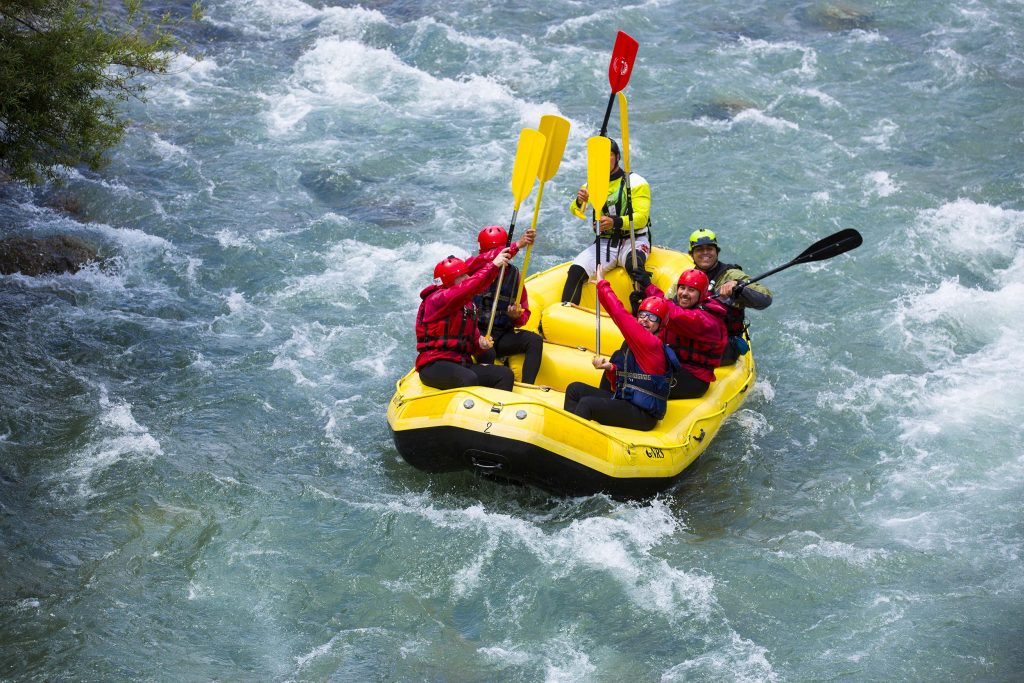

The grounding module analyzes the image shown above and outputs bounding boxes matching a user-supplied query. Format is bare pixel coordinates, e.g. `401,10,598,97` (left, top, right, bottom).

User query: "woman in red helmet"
637,268,728,399
472,226,544,384
563,264,681,431
415,248,515,392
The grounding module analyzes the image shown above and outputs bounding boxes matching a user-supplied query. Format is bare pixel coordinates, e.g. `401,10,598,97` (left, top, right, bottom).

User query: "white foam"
797,87,843,109
365,495,719,623
662,631,778,682
860,199,1024,558
293,627,391,670
148,133,188,159
275,238,468,312
733,37,819,78
848,29,885,44
265,37,545,136
910,199,1023,273
770,530,889,567
864,170,900,197
732,108,800,132
214,229,253,249
861,118,900,151
64,393,163,498
270,323,337,387
210,0,318,37
927,46,975,84
148,53,223,107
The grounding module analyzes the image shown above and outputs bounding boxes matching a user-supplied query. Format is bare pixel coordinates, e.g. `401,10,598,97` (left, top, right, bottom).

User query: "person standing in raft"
560,138,652,304
688,228,772,365
634,268,728,399
415,248,515,391
473,226,544,385
563,265,681,432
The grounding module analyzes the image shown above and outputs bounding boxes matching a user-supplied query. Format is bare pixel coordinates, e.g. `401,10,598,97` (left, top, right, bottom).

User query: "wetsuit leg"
561,264,589,304
469,363,514,391
718,338,741,366
494,329,544,384
418,360,478,390
565,382,658,431
668,369,710,400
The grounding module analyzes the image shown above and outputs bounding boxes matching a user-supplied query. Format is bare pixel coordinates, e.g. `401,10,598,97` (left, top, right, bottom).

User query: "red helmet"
638,296,669,321
677,268,710,297
433,256,468,287
477,225,508,252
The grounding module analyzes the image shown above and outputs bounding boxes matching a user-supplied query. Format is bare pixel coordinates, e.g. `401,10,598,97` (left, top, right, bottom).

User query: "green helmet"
688,228,719,252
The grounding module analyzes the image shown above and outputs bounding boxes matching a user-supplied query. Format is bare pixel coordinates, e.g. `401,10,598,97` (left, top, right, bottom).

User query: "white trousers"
571,233,651,277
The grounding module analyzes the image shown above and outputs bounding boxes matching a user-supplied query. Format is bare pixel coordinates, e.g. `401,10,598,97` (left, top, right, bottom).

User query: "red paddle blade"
608,31,639,94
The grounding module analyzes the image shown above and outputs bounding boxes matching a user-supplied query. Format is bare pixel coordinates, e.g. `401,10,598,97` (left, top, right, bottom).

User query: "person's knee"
496,367,514,391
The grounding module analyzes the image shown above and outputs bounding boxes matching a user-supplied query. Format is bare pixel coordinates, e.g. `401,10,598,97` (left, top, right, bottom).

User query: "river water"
2,1,1023,680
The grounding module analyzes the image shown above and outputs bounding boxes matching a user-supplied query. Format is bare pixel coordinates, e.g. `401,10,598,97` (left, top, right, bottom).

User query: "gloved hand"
628,290,645,316
633,269,653,290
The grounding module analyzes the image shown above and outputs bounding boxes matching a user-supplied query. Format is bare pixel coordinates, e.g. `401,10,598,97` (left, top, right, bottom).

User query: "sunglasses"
638,311,661,323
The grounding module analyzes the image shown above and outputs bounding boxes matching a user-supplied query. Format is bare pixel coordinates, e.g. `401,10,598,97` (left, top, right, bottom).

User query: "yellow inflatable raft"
387,246,755,498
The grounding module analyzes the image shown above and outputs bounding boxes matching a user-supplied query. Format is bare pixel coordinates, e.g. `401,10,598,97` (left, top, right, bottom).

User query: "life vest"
664,307,725,376
612,344,681,420
596,172,650,238
474,266,520,333
705,261,746,336
415,298,478,362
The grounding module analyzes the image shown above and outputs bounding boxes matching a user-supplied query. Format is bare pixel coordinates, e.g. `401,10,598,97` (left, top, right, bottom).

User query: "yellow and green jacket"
570,169,651,235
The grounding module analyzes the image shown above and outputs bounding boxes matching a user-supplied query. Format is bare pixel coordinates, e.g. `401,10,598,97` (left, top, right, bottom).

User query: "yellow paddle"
514,114,570,309
586,135,612,356
617,91,638,275
484,127,546,341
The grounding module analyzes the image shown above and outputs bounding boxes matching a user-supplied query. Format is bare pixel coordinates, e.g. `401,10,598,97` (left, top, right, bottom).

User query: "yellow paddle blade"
616,92,631,174
537,115,570,183
586,135,612,212
511,128,546,208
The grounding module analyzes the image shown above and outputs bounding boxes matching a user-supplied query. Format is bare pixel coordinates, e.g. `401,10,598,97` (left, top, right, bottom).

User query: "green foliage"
0,0,202,183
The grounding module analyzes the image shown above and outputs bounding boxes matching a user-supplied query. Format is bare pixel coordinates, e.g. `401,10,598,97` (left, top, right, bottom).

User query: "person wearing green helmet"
560,137,652,304
687,228,772,365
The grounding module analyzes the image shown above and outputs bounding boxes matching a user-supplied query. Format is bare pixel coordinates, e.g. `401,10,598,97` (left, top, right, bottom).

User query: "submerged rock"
692,97,758,121
0,235,100,276
298,166,427,228
798,2,876,32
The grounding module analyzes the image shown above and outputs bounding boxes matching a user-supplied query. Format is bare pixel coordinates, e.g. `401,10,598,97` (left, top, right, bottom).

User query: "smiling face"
675,285,702,309
690,244,719,271
637,310,661,333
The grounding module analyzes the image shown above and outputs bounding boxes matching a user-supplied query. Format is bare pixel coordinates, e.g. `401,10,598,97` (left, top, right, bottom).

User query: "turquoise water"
2,1,1023,680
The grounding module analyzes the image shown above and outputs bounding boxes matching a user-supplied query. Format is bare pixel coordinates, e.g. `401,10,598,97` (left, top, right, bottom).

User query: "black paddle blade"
793,228,863,264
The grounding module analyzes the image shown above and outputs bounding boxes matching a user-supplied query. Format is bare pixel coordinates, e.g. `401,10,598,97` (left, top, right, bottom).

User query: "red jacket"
597,280,668,391
643,284,727,383
415,261,501,370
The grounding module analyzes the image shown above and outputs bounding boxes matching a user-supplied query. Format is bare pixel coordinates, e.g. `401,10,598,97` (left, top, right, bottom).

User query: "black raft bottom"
390,425,686,499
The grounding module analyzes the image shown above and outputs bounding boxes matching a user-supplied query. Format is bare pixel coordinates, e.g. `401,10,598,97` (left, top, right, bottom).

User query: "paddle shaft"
483,209,520,340
599,92,615,137
719,229,864,302
513,185,544,308
594,205,602,356
617,91,637,274
744,229,863,286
